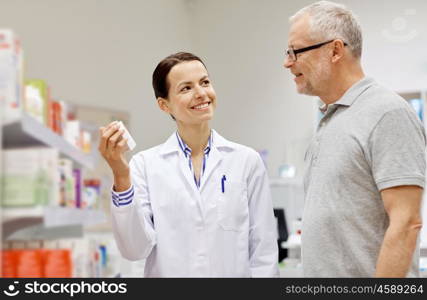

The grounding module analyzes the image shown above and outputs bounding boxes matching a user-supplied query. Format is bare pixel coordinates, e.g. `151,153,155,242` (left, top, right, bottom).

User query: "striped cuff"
111,185,134,207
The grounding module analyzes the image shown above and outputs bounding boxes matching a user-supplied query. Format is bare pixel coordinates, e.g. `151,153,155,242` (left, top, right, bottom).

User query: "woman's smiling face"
158,60,217,125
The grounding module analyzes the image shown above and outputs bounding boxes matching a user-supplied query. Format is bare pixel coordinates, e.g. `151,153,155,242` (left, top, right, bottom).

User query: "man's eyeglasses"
285,40,348,62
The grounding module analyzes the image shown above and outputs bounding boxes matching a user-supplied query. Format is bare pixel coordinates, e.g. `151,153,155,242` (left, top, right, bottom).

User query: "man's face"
284,15,332,96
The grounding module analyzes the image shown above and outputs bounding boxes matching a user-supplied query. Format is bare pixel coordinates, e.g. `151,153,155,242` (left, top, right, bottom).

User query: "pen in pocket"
221,175,226,193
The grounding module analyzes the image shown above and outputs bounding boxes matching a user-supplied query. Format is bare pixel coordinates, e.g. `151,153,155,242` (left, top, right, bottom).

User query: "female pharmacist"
98,52,279,277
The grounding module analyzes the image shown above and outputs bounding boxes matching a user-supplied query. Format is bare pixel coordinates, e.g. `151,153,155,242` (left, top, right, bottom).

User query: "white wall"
351,0,427,91
0,0,194,149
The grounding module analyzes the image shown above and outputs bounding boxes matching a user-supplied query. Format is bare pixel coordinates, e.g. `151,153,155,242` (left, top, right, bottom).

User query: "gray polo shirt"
302,77,426,277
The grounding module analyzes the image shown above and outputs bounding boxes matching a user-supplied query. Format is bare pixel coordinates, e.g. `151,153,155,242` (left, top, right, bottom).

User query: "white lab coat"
111,130,279,277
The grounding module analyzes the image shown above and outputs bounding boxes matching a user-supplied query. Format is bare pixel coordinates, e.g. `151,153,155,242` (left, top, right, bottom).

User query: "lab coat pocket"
217,181,248,232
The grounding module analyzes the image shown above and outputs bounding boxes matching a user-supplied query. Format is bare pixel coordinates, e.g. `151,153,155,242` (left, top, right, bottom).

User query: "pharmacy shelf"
1,206,44,221
4,223,83,241
43,207,107,227
1,206,106,240
2,112,97,169
1,206,106,226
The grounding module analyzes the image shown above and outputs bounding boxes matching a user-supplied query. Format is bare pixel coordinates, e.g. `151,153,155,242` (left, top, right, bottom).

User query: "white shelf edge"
3,112,97,169
43,206,107,227
1,206,44,221
2,115,21,126
5,224,83,241
20,113,97,169
1,206,106,228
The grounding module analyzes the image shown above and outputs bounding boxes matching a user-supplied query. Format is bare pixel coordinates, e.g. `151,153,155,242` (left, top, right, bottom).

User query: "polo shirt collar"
319,77,375,113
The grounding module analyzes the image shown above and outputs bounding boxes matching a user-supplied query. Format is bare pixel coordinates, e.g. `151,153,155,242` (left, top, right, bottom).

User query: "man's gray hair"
290,1,362,59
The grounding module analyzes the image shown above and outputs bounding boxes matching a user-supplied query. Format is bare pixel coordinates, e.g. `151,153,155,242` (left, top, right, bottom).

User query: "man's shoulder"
361,82,409,111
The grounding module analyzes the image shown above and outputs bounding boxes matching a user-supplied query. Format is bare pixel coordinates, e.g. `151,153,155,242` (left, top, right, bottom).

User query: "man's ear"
331,39,346,63
157,97,170,113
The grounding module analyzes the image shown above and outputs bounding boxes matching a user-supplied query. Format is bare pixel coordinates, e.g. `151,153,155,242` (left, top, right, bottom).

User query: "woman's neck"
177,122,211,156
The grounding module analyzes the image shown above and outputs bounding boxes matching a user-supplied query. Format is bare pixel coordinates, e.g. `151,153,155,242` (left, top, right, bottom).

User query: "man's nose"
283,56,294,69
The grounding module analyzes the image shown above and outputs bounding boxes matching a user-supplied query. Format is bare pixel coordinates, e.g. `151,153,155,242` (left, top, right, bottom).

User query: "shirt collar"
319,76,375,113
175,131,212,157
160,129,235,156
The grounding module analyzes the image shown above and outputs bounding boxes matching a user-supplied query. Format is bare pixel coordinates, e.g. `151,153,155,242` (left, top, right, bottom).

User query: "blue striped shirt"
111,184,134,207
176,131,212,189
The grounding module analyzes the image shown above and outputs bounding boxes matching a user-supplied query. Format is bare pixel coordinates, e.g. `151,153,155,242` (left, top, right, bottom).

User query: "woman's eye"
181,86,190,92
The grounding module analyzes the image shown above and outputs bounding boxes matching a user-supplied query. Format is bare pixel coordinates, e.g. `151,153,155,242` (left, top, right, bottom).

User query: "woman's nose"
194,85,207,98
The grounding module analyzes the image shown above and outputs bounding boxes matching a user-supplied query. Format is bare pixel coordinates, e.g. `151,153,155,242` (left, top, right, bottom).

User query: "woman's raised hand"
98,121,130,177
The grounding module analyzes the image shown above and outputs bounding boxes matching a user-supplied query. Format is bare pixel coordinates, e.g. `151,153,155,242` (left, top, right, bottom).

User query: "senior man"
284,1,425,277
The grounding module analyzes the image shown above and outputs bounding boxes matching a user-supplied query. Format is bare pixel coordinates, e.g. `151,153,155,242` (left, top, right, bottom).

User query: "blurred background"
0,0,426,277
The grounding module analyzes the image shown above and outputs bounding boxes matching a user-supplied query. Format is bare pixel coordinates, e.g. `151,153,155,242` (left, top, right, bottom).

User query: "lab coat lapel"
176,151,199,195
160,130,235,218
160,132,201,211
200,130,235,191
171,145,205,219
199,145,223,192
174,146,205,219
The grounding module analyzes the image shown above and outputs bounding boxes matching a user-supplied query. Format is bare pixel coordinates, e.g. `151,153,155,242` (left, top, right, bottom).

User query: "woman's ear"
157,97,170,113
157,97,176,121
